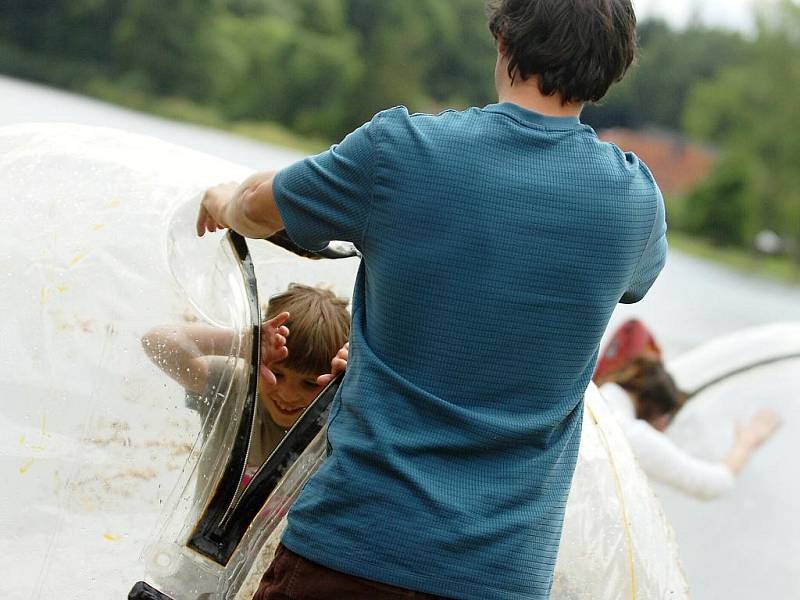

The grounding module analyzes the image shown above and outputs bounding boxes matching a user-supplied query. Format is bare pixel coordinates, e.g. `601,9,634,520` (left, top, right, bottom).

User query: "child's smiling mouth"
271,397,305,416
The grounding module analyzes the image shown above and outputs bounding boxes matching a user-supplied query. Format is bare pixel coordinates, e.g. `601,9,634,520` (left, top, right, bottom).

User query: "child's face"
259,363,322,429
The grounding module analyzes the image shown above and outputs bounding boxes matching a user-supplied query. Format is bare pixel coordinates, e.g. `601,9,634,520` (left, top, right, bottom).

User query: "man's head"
261,284,350,428
488,0,637,105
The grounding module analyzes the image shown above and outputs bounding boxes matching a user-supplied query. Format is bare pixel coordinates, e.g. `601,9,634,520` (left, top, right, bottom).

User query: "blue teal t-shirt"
272,103,667,599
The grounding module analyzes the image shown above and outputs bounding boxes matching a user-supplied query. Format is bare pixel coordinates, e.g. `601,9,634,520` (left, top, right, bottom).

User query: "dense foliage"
682,1,800,252
1,1,797,257
0,0,497,139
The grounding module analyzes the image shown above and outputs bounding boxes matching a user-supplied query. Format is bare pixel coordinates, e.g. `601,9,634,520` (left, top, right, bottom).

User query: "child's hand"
317,342,349,386
736,408,781,450
259,312,290,386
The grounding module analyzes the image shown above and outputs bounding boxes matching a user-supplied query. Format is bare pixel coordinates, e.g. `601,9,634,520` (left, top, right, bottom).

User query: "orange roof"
599,128,717,197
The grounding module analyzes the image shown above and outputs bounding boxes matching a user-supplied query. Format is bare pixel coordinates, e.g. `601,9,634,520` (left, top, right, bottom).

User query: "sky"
633,0,759,32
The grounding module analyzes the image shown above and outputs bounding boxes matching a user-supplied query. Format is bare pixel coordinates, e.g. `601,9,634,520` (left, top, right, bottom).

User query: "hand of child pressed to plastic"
259,312,290,386
316,342,349,386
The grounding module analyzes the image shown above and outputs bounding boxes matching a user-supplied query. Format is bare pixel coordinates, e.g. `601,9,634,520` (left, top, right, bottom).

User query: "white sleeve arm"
626,421,735,500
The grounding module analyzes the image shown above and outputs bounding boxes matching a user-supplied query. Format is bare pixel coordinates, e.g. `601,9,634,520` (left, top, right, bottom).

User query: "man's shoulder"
370,105,478,130
565,134,662,210
366,105,493,156
586,136,659,186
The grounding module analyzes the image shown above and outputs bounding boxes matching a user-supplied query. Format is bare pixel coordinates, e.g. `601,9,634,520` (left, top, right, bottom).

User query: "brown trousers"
252,544,451,600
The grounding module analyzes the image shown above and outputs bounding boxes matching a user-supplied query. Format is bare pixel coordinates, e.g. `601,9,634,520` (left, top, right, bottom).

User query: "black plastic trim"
191,373,342,563
266,229,359,260
128,581,175,600
186,232,346,565
187,232,261,562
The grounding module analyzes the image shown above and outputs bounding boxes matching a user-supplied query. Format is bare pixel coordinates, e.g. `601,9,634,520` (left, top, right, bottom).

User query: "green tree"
340,0,465,124
112,0,220,98
584,20,751,131
0,0,126,68
207,14,362,138
684,155,756,246
425,0,496,108
684,0,800,250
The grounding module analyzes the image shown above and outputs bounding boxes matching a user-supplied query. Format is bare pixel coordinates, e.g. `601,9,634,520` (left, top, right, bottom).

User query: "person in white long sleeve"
599,358,780,500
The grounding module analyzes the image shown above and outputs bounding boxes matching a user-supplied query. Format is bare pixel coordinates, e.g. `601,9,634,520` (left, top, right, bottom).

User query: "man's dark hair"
488,0,637,104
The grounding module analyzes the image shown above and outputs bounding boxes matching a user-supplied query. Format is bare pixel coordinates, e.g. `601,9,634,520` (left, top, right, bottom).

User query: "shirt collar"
483,102,582,129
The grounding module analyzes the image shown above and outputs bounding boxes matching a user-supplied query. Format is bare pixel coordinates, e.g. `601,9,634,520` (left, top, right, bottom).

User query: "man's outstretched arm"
197,170,283,239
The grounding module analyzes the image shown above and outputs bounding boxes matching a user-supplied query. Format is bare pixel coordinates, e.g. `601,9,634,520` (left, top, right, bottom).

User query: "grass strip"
668,231,800,285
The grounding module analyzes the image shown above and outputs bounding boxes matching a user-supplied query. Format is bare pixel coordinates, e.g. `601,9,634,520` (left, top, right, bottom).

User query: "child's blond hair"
265,284,350,375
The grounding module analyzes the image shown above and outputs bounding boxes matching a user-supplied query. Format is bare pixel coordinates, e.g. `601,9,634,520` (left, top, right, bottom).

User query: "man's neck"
497,78,583,119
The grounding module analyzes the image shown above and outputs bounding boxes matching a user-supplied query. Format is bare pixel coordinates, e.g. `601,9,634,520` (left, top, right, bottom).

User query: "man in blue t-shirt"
197,1,666,598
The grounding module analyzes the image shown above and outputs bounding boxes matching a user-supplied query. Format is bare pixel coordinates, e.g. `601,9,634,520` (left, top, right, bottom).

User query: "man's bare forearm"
224,171,284,239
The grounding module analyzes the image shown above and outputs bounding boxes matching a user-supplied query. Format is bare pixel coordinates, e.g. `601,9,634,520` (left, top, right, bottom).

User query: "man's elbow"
620,265,663,304
619,282,653,304
619,290,643,305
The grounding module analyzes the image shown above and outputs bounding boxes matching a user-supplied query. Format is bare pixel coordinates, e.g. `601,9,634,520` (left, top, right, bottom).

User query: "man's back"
272,103,666,599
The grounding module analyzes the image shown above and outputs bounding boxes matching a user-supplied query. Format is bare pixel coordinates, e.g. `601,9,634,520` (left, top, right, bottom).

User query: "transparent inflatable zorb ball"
661,324,800,599
0,122,362,600
551,384,689,599
0,123,253,599
0,121,688,600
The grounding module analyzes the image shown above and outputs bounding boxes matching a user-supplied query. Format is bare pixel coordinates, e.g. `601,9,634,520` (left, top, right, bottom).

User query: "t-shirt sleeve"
620,186,667,304
272,116,378,252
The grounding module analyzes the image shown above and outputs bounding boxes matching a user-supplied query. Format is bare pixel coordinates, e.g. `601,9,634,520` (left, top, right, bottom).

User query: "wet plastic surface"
662,325,800,598
0,123,359,599
0,122,722,599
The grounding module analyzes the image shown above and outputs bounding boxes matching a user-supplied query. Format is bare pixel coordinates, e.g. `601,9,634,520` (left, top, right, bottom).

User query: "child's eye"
273,372,284,379
303,380,319,389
